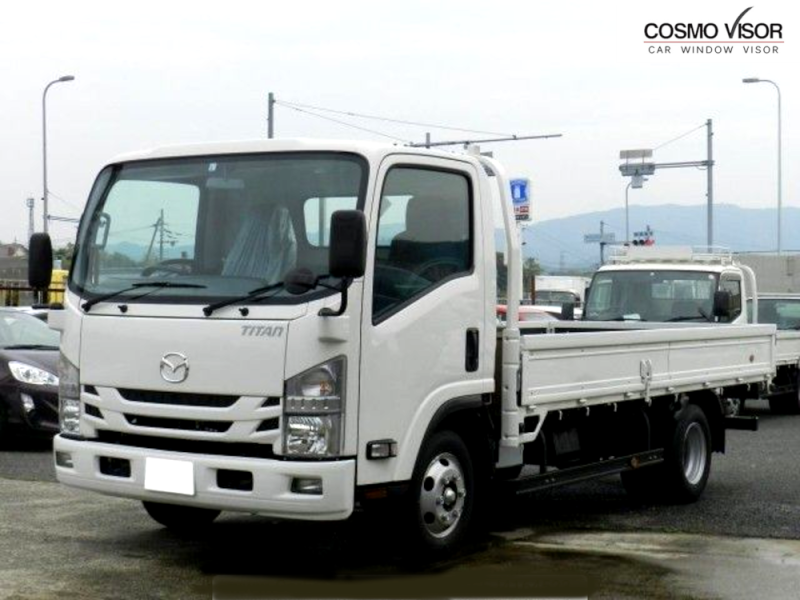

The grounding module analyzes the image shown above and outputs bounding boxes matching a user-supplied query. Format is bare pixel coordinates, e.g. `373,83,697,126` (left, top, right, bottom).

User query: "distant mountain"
518,204,794,273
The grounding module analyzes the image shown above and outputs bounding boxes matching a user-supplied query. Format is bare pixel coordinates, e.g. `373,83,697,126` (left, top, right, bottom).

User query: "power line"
279,103,412,143
276,99,513,137
654,123,706,151
48,190,81,212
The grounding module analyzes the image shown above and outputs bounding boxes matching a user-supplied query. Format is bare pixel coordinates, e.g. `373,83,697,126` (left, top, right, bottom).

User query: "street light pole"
42,75,75,234
743,77,782,253
625,181,632,244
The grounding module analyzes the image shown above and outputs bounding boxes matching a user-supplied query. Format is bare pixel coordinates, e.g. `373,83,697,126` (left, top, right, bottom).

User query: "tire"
142,501,220,532
662,404,712,503
405,430,478,556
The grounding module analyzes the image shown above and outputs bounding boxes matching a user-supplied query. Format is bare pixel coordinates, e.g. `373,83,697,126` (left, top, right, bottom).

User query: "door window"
373,167,472,322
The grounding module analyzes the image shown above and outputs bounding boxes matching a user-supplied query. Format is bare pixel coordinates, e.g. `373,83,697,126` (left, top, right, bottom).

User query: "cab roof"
107,138,470,166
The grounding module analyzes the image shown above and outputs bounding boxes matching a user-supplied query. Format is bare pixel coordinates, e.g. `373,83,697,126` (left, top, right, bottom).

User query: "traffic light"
632,226,655,246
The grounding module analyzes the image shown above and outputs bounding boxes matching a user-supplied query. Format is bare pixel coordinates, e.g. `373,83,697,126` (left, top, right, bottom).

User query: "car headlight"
8,361,59,387
283,357,345,457
58,353,81,436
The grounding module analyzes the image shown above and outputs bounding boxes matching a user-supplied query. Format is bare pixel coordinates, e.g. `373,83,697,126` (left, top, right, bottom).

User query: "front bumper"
53,435,355,520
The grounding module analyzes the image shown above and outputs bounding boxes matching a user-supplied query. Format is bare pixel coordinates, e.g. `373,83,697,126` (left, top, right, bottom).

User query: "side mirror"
713,290,732,319
28,233,53,291
560,301,576,321
329,210,366,279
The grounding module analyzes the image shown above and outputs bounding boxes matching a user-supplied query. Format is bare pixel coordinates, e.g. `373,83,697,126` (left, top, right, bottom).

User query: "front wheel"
142,501,220,532
406,430,478,556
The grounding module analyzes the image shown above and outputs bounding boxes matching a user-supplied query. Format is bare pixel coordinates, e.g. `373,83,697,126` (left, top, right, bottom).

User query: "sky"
0,0,796,248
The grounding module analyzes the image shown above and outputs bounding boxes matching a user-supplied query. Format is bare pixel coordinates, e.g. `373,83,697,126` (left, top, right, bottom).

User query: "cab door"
358,155,492,485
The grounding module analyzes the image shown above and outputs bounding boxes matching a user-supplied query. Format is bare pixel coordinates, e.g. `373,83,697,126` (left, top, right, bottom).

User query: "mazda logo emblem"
160,352,189,383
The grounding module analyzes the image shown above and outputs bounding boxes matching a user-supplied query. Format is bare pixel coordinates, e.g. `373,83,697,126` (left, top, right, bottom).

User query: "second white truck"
28,141,771,554
586,246,799,414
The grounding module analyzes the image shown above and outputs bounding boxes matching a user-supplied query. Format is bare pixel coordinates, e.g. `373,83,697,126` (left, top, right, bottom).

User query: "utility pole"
600,221,606,264
267,92,275,138
26,198,35,242
583,222,615,265
706,118,714,249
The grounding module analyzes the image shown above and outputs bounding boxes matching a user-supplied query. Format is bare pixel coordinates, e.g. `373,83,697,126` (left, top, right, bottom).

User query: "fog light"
291,477,323,495
55,451,74,468
20,393,36,413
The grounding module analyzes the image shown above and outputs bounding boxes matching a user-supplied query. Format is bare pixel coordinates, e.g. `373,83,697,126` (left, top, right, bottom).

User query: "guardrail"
1,281,65,307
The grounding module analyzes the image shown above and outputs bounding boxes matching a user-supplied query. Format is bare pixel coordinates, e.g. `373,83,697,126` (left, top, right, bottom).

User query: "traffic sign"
509,178,531,222
584,233,616,244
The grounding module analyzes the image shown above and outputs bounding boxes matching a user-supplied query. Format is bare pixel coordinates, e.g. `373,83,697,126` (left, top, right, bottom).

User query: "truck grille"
119,388,240,408
96,431,276,459
124,414,231,433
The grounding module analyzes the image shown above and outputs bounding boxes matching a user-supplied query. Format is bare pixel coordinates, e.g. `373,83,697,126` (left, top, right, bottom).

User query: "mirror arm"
319,278,352,317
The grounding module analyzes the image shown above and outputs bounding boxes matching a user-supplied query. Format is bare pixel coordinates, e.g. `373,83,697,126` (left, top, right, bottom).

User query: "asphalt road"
1,400,799,599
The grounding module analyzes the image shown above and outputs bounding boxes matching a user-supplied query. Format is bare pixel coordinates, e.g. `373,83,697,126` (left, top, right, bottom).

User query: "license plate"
144,457,195,496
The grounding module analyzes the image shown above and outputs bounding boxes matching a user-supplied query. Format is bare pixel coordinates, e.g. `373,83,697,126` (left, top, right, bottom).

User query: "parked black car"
0,309,60,439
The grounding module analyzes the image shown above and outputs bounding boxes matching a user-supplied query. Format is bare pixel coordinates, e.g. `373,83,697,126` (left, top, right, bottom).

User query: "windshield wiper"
202,281,286,317
2,344,59,351
82,281,207,312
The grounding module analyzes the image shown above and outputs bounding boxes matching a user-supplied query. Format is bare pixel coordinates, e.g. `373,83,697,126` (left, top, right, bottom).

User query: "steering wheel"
141,258,195,277
415,258,465,282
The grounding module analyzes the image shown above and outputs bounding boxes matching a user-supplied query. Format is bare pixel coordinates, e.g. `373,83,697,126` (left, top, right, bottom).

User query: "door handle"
466,328,479,372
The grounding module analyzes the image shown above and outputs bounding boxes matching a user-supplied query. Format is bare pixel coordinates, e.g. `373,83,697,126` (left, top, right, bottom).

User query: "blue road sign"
510,178,531,221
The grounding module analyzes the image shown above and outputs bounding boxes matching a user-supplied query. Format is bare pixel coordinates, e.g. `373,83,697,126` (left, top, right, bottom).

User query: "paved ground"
1,400,800,599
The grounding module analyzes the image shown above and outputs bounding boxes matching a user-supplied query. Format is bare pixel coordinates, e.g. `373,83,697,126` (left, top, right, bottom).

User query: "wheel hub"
419,452,467,538
683,422,708,485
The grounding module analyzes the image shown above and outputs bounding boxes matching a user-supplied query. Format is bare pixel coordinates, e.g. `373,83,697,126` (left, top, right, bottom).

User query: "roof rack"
608,245,734,265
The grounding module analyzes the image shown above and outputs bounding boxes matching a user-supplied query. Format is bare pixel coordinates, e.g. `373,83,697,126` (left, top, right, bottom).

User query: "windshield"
584,270,718,322
71,152,367,305
534,290,579,306
758,298,800,329
0,312,60,349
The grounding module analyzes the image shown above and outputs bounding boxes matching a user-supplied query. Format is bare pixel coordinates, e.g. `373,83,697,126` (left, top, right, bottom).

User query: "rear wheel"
142,501,220,532
662,404,712,503
622,404,712,504
406,430,478,556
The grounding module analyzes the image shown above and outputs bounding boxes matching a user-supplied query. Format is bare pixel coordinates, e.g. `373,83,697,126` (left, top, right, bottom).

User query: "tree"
53,243,75,270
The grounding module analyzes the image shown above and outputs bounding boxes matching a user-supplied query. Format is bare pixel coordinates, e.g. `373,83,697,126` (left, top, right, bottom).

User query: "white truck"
585,246,799,414
533,275,590,307
28,141,772,554
737,254,800,413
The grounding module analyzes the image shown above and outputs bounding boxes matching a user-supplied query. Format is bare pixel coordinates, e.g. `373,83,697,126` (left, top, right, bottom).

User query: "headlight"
283,357,345,457
58,353,81,436
8,362,59,387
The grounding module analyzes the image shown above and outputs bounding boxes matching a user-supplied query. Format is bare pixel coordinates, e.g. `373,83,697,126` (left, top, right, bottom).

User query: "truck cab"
584,246,756,325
